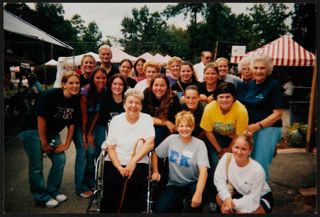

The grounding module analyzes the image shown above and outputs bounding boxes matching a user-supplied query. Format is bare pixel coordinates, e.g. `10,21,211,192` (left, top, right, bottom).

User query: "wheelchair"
86,150,155,214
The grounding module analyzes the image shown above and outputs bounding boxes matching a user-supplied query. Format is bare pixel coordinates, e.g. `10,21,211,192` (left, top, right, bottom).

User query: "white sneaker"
45,198,59,208
55,194,68,203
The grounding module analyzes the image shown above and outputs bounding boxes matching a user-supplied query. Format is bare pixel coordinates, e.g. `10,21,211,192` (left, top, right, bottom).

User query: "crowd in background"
18,44,285,213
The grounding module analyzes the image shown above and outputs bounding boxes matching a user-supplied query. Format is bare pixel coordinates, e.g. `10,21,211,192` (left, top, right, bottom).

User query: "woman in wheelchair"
99,88,155,213
151,111,210,213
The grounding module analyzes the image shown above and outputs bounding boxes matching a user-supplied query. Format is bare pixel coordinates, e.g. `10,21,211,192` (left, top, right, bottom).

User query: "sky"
26,3,294,44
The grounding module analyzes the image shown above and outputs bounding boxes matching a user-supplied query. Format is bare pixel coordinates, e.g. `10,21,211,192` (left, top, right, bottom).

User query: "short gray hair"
238,56,251,72
250,54,273,75
98,44,111,53
124,88,144,102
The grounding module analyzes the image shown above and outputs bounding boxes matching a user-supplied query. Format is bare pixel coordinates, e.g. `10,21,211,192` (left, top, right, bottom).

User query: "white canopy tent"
4,10,73,50
110,46,137,63
138,52,154,61
53,47,137,87
44,59,58,66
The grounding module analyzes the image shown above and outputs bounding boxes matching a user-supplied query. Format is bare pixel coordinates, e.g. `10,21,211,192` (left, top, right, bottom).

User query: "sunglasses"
205,56,213,59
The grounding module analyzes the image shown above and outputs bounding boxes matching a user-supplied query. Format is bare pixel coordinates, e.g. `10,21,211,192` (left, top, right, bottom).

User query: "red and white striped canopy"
230,35,315,66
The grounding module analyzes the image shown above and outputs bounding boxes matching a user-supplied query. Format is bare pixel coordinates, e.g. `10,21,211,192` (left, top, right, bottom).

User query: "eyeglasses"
205,56,213,59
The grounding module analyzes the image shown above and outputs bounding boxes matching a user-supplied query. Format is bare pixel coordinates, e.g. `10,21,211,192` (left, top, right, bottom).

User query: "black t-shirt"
80,74,90,87
98,93,125,127
171,79,199,98
197,80,223,98
21,88,80,134
126,76,137,88
107,64,119,80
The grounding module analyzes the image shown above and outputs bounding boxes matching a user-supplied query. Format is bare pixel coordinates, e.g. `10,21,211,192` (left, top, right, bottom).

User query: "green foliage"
120,6,169,56
248,3,291,50
291,3,316,53
284,123,308,147
162,3,205,25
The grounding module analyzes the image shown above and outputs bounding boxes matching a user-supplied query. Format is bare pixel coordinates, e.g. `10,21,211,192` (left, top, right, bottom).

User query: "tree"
291,3,316,53
82,21,103,52
248,3,291,50
4,2,35,21
162,3,205,25
120,6,168,56
71,14,86,38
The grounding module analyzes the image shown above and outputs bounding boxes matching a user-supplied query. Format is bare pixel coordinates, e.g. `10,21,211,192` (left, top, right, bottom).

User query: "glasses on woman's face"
205,56,212,60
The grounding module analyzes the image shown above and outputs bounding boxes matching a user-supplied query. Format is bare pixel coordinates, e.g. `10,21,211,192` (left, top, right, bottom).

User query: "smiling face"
152,77,168,99
252,60,268,84
145,66,158,82
93,70,107,92
217,60,229,78
99,48,112,64
169,60,181,78
180,65,193,83
62,75,80,97
204,67,219,85
232,137,252,165
217,93,234,113
81,56,95,74
111,77,124,96
119,61,132,78
184,88,200,111
177,119,194,139
136,60,145,76
124,95,142,117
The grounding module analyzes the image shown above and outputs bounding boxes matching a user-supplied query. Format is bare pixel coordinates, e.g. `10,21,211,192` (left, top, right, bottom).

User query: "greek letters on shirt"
54,107,75,119
169,149,193,167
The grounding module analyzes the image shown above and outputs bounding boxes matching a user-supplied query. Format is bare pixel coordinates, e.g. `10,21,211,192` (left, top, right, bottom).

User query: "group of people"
19,45,285,214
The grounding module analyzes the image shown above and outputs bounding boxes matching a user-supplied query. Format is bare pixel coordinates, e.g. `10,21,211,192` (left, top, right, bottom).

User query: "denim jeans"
204,133,232,170
93,124,107,160
153,182,203,213
73,127,96,193
19,130,65,204
252,127,282,182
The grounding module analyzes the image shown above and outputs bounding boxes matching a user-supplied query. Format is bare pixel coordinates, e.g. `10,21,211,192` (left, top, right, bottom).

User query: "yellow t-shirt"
200,100,248,136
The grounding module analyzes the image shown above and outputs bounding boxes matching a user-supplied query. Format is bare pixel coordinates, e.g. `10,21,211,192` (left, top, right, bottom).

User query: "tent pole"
41,39,48,91
305,59,316,152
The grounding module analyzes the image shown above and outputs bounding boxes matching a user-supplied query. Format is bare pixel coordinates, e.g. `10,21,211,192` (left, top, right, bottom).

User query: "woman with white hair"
237,54,284,182
237,56,252,83
100,88,155,213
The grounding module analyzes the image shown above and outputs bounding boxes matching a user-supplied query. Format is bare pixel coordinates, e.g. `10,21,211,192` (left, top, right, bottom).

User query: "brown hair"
61,71,80,85
236,132,254,149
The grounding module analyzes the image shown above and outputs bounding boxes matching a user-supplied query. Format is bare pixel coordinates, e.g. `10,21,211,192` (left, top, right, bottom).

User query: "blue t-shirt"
237,77,284,127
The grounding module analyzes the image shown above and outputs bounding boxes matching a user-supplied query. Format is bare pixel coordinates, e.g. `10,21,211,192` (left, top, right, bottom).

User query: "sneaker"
80,191,93,198
45,198,59,208
55,194,68,203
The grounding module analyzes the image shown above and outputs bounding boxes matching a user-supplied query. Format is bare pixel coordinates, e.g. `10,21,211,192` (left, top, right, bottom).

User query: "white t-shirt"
134,79,149,93
283,81,294,96
193,62,205,82
102,112,155,165
214,153,271,213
